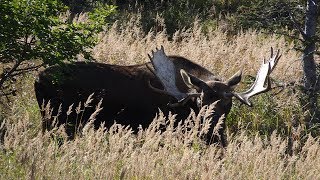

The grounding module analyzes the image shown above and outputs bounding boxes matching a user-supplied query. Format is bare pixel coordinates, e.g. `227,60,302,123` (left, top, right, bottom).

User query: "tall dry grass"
93,19,300,82
1,102,320,179
1,17,318,179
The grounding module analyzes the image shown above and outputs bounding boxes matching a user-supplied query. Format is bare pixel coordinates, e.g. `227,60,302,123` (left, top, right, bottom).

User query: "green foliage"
113,0,215,36
228,94,286,136
211,0,254,16
159,1,210,35
88,4,117,31
0,0,116,102
0,0,116,65
61,0,113,13
235,0,304,32
0,0,66,63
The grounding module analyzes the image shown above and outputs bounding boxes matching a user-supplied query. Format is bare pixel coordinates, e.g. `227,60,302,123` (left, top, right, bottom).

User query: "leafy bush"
0,0,116,99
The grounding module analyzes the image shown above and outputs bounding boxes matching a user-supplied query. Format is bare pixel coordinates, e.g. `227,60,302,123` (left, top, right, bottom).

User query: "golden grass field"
1,18,320,179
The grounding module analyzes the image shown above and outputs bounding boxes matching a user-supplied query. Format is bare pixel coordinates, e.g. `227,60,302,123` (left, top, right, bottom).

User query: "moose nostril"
223,92,233,98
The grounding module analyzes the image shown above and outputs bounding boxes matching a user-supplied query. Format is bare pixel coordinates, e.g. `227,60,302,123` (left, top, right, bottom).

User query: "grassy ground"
1,19,319,179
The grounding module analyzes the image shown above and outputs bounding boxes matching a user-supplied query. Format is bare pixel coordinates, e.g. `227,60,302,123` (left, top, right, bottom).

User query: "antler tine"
269,48,281,73
233,48,281,106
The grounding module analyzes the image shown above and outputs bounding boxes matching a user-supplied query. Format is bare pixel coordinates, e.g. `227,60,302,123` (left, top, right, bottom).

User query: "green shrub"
0,0,116,103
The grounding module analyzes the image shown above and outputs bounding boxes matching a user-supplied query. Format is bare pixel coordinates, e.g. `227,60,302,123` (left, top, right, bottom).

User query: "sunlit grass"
1,17,318,179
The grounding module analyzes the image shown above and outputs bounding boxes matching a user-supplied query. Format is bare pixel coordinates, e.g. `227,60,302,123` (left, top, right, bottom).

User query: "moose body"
35,47,281,145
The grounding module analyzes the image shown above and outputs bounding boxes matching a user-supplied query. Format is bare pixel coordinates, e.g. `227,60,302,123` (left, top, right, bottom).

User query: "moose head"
148,46,280,111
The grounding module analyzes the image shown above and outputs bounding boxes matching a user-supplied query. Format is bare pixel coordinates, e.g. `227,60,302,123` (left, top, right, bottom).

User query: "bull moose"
34,46,281,145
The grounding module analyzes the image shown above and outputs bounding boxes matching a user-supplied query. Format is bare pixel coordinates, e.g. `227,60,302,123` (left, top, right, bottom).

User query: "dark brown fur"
35,56,237,145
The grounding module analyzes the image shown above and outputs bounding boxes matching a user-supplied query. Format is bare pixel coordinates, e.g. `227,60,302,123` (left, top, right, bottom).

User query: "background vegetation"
0,0,319,179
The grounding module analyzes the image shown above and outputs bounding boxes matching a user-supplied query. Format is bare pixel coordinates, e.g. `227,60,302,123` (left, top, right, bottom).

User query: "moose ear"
180,69,196,89
226,69,242,87
180,69,208,91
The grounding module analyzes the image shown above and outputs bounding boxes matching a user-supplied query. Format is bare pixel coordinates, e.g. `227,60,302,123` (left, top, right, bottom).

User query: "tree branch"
15,63,44,72
0,32,33,90
11,63,44,77
289,12,308,40
0,60,22,88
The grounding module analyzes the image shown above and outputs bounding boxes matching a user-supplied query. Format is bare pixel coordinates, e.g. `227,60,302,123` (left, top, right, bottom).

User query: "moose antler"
148,46,201,104
233,47,281,106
